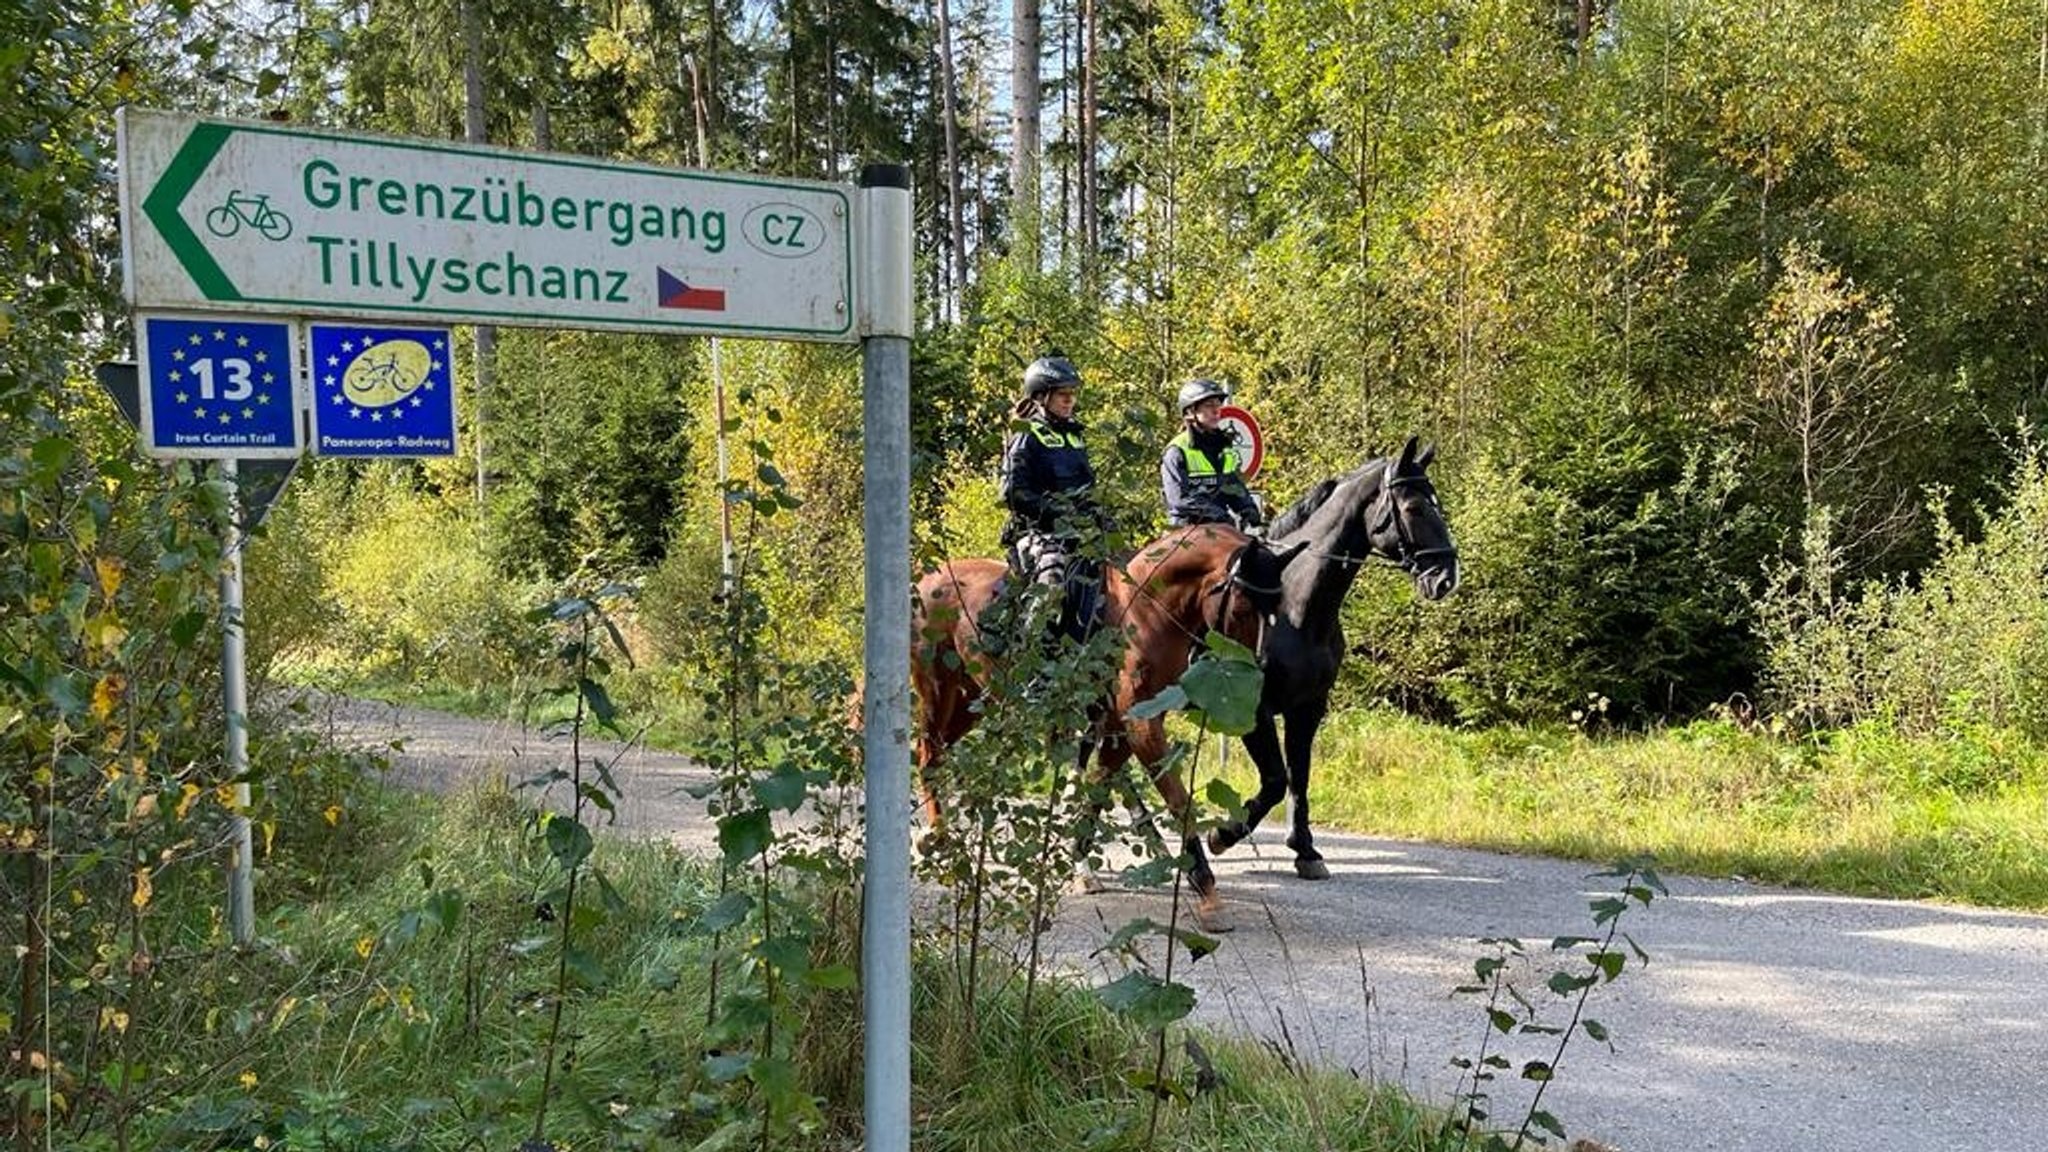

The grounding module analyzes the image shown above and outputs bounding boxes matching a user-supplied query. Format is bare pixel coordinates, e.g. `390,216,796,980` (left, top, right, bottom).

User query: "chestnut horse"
910,524,1305,920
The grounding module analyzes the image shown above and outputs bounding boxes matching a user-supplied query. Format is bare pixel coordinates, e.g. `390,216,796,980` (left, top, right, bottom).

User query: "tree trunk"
705,0,722,143
1080,0,1098,270
938,0,966,319
1011,0,1041,266
1057,1,1071,261
462,0,496,507
824,0,840,178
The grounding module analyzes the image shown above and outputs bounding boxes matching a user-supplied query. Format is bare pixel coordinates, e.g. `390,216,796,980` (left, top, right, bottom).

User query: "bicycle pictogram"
204,190,293,241
355,354,411,394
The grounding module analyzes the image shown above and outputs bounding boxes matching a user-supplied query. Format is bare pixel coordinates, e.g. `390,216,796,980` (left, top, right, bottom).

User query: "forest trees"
16,0,2048,733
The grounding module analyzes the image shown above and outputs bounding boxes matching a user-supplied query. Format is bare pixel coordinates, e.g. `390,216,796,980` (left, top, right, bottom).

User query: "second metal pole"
858,162,913,1152
219,460,255,946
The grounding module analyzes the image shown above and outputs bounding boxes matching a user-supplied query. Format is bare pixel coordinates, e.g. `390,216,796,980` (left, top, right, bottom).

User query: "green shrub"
279,464,549,691
1759,439,2048,737
1348,426,1769,725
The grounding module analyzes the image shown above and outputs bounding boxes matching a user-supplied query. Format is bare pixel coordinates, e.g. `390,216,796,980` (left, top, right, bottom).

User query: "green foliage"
276,463,550,691
483,331,694,580
1349,423,1769,725
1759,439,2048,738
515,580,638,1143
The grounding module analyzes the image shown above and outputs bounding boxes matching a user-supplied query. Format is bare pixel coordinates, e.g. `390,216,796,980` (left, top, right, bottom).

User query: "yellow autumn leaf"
100,1007,130,1034
239,1069,259,1090
354,935,374,960
132,792,158,822
174,782,201,820
88,615,128,653
131,867,153,911
91,674,125,721
95,555,123,600
322,805,343,827
262,820,275,855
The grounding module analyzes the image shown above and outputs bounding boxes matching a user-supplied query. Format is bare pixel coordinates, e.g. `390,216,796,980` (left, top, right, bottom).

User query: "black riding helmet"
1023,356,1083,399
1177,377,1230,413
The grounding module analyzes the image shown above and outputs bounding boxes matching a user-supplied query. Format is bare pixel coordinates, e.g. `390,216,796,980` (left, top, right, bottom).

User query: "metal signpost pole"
857,162,912,1152
218,460,256,945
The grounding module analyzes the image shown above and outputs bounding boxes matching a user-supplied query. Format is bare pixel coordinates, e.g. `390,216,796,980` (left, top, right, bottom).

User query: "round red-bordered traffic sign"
1216,403,1264,479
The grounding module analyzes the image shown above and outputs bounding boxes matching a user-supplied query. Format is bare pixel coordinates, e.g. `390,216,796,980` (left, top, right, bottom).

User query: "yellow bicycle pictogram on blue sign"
309,323,457,458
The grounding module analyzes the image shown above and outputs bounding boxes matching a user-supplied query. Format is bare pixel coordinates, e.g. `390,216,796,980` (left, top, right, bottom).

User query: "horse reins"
1303,470,1456,575
1202,545,1278,665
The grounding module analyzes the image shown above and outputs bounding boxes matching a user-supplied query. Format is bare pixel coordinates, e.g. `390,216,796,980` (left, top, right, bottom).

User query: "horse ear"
1416,441,1436,471
1398,435,1420,468
1275,538,1310,567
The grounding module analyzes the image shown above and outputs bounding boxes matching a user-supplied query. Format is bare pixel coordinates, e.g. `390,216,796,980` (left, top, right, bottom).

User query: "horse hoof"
1194,900,1235,934
1294,858,1331,881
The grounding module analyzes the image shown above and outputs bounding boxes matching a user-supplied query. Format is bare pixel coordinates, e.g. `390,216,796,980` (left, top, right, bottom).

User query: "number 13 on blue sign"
137,314,303,458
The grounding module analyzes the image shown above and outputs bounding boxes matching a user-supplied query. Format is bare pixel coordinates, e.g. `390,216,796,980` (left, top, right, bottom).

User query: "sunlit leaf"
703,1052,752,1083
578,677,618,730
805,963,857,990
1126,684,1187,720
1181,655,1263,735
753,767,812,812
754,935,809,977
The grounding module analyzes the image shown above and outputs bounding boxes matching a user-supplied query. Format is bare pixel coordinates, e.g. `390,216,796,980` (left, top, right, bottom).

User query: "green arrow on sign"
141,122,242,301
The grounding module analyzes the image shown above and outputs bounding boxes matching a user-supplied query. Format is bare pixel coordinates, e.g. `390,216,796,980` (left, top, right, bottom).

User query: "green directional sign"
116,108,857,342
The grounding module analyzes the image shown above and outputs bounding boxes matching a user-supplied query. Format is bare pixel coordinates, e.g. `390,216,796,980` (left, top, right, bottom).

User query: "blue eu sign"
137,314,302,458
308,324,457,458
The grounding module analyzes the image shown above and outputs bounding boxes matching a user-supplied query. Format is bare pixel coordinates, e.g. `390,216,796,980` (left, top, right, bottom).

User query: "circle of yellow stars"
320,333,446,423
163,327,279,427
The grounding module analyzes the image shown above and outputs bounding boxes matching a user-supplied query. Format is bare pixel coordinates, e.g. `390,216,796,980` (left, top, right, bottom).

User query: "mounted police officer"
1000,355,1108,645
1162,378,1263,530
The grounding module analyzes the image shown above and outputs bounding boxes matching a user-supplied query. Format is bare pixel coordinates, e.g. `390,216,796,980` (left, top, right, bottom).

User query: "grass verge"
1210,709,2048,911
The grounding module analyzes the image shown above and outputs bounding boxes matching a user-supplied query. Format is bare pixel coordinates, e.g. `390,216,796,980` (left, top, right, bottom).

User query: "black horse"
1205,435,1460,878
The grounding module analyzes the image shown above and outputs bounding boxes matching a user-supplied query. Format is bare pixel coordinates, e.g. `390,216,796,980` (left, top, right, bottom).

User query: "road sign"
1217,403,1264,479
308,323,457,457
136,314,304,459
117,108,857,341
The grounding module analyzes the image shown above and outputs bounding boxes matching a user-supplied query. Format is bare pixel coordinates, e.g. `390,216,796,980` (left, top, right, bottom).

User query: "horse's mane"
1267,459,1377,538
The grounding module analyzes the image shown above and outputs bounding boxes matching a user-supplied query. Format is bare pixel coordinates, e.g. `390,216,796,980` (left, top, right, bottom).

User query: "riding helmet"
1022,356,1083,398
1177,377,1230,413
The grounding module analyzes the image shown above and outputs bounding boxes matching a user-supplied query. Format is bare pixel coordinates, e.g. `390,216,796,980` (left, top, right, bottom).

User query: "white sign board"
116,108,856,342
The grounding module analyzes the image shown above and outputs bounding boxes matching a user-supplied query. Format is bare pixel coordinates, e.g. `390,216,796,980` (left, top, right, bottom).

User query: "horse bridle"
1310,470,1456,574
